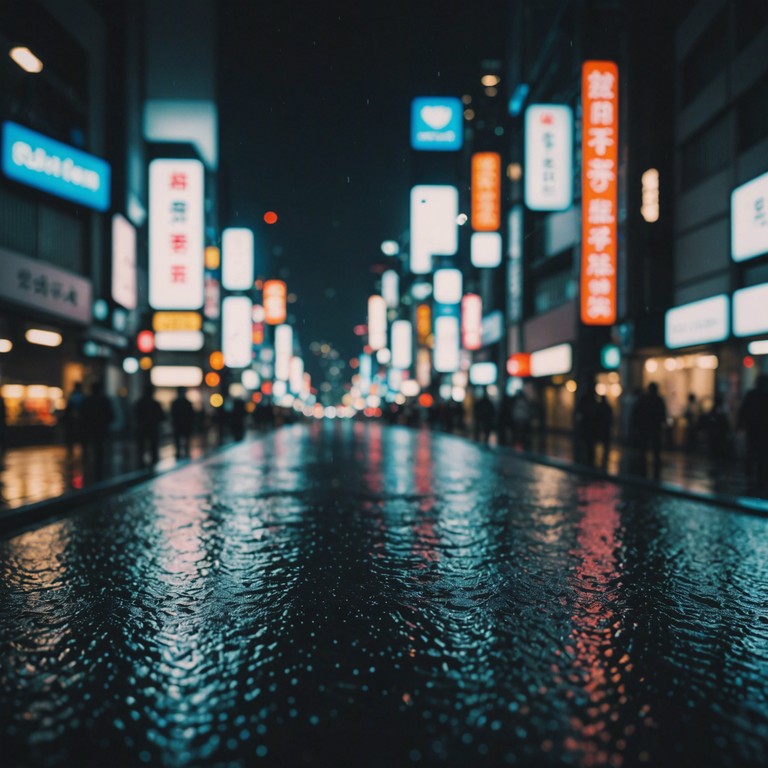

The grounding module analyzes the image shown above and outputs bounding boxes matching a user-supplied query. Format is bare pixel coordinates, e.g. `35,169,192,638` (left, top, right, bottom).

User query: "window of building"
680,114,731,190
736,0,768,49
737,73,768,153
681,8,729,106
533,270,576,315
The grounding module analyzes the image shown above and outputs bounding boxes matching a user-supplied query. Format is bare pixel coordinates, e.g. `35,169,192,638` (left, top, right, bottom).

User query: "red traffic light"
263,211,278,225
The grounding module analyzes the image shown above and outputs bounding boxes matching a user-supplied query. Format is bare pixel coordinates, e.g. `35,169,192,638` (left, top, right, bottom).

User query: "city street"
2,422,768,767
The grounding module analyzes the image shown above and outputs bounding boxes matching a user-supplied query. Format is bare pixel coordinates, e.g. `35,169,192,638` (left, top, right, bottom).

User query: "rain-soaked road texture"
2,423,768,768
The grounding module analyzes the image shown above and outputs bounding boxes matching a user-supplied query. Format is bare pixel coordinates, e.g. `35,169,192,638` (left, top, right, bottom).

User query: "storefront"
0,247,93,444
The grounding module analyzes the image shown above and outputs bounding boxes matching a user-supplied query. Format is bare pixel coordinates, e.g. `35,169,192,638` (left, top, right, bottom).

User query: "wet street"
2,422,768,768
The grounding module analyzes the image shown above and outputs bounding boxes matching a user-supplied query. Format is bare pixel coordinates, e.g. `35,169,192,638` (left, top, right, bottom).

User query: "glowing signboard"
433,269,462,305
471,152,501,231
368,295,387,351
471,231,502,268
665,295,729,349
391,319,413,370
222,227,254,290
581,61,618,326
732,170,768,262
469,362,497,386
461,293,483,351
410,185,459,274
506,353,531,377
2,121,111,210
410,97,463,151
524,104,573,211
733,283,768,337
263,279,287,325
382,270,399,309
274,324,293,380
152,311,202,332
222,296,253,368
434,315,460,373
149,159,204,310
111,214,137,310
531,343,572,377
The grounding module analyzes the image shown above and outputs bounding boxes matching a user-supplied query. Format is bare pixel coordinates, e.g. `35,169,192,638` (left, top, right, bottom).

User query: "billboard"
524,104,573,211
665,295,729,349
111,214,137,310
222,227,254,290
391,320,413,370
2,121,110,210
433,268,462,305
274,324,293,380
222,296,253,368
410,185,459,274
581,61,618,326
731,170,768,262
410,97,463,151
733,282,768,337
149,159,205,310
434,315,460,373
471,152,501,231
263,279,287,325
471,232,502,268
368,295,387,351
461,293,482,351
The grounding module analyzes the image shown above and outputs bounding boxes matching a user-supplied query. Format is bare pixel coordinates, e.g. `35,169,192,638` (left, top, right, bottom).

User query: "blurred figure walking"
81,381,114,480
630,382,667,480
738,374,768,492
134,383,166,467
171,387,195,459
63,381,86,457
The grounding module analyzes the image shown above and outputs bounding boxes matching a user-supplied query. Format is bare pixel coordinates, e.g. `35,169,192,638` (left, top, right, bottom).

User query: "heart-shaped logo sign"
420,106,452,131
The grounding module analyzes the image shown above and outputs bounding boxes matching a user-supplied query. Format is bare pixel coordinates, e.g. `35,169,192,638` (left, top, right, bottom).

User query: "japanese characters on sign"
731,170,768,263
263,280,287,325
471,152,502,232
149,159,204,310
581,61,618,326
0,246,92,325
524,105,573,211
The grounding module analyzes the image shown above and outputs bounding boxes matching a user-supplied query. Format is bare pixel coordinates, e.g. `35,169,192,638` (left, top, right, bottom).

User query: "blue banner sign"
410,97,463,151
2,121,111,211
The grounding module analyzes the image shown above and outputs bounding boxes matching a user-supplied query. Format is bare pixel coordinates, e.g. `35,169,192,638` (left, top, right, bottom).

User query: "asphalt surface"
2,421,768,767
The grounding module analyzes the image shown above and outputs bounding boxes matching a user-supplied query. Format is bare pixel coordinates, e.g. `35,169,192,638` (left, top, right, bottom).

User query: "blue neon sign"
410,97,463,151
2,121,111,211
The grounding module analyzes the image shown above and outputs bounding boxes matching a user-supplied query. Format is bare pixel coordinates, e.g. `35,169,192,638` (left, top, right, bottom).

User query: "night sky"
217,1,508,374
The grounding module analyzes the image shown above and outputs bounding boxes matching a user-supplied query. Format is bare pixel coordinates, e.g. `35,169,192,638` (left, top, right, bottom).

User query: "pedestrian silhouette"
683,393,699,453
511,391,533,448
595,395,613,470
473,389,495,443
170,386,195,458
63,381,86,457
81,380,114,480
738,374,768,492
230,397,248,441
630,381,667,480
574,383,597,466
702,394,730,466
134,383,166,467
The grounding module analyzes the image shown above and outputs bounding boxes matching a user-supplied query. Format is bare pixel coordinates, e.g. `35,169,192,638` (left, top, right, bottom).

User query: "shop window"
680,114,730,190
681,8,729,106
737,73,768,153
533,270,576,314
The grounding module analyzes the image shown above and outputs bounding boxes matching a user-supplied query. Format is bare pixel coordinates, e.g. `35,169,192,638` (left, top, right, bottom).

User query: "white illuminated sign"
733,283,768,337
222,296,253,368
150,366,203,388
274,324,293,380
391,319,413,370
289,356,304,394
434,315,460,372
524,104,573,211
382,270,399,309
149,159,204,309
732,170,768,262
665,295,729,349
531,343,572,377
469,362,497,386
461,293,483,351
154,330,204,351
470,232,502,268
433,269,462,304
641,168,659,223
111,214,137,310
368,295,387,351
410,185,459,274
222,228,255,291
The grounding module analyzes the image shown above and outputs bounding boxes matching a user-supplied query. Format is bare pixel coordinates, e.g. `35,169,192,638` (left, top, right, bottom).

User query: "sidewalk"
1,424,766,530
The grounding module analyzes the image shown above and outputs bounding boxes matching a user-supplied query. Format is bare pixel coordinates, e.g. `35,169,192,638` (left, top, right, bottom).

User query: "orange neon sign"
263,280,287,325
581,60,618,326
471,152,501,231
416,303,432,346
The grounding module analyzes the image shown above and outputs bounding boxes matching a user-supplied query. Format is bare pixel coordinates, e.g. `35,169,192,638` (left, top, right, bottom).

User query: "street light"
9,46,43,73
